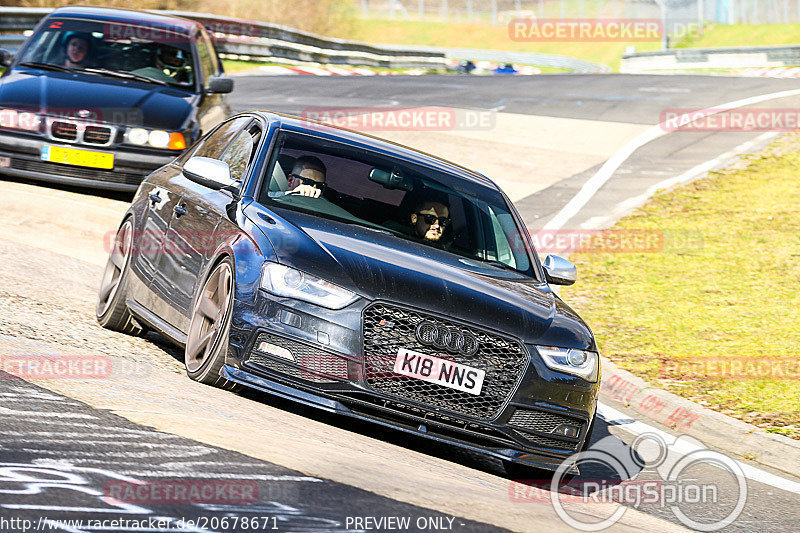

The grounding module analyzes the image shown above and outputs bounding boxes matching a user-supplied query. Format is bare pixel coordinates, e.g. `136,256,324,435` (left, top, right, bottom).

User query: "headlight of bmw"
260,262,359,310
536,346,599,382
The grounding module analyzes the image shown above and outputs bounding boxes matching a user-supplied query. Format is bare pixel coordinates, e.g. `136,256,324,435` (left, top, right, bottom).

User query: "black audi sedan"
0,6,232,192
97,111,600,473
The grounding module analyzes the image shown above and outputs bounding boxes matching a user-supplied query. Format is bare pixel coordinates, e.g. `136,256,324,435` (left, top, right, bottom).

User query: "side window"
195,30,218,84
192,117,251,160
220,124,261,182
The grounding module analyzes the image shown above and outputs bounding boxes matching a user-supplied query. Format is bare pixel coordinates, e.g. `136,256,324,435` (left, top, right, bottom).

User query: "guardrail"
621,44,800,73
0,7,446,70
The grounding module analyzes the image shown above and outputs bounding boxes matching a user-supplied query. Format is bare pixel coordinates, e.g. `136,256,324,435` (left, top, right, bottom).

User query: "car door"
129,166,185,313
152,116,259,334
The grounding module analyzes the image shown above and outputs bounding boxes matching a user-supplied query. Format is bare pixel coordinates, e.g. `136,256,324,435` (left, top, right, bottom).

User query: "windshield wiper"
18,62,77,73
80,68,170,86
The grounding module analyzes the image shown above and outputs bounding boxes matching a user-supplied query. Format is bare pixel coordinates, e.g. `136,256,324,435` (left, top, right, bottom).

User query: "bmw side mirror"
207,76,233,94
0,49,12,68
183,156,240,194
543,255,577,286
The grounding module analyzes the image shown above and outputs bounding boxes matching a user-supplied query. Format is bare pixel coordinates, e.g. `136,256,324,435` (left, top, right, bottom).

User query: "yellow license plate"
41,145,114,170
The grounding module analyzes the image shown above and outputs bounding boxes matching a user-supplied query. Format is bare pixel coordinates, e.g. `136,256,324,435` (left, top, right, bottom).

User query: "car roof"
256,112,501,192
47,6,200,35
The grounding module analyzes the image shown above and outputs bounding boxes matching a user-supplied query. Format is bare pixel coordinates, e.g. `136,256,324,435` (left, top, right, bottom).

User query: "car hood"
0,69,195,130
254,206,594,349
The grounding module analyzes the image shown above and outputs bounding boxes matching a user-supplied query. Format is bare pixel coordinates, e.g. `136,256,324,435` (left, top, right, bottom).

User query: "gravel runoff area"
0,236,186,374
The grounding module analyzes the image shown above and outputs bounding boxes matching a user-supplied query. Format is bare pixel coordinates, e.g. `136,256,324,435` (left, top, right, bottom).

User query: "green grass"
561,138,800,438
674,23,800,48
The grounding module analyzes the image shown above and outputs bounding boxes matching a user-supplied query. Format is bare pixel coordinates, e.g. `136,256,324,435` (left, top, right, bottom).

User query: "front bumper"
226,293,599,472
0,130,176,191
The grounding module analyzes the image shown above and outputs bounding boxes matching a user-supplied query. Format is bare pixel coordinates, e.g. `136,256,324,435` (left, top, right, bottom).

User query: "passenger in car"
287,155,327,198
63,33,91,69
411,199,451,243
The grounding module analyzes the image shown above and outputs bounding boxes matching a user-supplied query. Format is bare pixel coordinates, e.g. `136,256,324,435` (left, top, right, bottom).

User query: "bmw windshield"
258,130,537,278
17,18,196,89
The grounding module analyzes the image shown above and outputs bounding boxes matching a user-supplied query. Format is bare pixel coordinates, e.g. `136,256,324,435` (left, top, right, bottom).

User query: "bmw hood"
258,207,594,348
0,69,194,130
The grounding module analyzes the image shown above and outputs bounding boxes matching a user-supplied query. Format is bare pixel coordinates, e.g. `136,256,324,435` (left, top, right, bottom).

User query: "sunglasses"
289,173,326,190
416,213,451,227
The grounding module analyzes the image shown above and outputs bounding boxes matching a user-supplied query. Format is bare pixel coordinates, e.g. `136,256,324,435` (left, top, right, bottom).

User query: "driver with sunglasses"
410,199,451,243
287,155,327,198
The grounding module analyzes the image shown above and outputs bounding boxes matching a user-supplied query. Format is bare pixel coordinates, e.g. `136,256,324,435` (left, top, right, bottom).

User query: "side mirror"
543,255,577,286
207,76,233,94
183,156,240,193
0,49,13,68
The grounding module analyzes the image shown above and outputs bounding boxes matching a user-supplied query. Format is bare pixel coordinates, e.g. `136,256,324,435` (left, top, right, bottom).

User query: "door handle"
174,205,188,217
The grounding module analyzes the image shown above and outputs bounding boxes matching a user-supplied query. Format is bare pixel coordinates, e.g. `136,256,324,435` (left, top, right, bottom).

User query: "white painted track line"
544,88,800,230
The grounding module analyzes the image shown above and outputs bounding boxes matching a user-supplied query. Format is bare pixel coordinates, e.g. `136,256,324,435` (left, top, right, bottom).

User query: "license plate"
41,145,114,170
0,156,9,168
393,348,485,395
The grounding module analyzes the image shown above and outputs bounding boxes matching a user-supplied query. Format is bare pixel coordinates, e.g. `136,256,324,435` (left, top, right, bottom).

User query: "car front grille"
9,158,142,186
362,303,529,420
84,125,112,145
51,121,78,141
245,332,348,384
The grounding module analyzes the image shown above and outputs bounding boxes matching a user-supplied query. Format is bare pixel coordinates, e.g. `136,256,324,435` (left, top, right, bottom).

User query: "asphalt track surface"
2,74,800,532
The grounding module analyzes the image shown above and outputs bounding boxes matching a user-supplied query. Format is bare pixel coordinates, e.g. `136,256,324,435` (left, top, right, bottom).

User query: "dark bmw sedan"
97,111,600,473
0,6,232,191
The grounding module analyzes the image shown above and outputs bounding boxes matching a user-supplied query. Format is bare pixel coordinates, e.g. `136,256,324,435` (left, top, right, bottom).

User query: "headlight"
536,346,599,382
124,127,185,150
126,127,149,145
0,109,42,132
148,130,170,148
260,262,359,310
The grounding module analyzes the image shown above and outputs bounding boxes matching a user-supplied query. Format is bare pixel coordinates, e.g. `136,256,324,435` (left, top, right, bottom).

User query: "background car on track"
97,111,600,474
0,6,232,192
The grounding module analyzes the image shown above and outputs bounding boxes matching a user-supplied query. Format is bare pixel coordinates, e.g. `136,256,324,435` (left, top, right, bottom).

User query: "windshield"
17,17,196,88
259,131,535,278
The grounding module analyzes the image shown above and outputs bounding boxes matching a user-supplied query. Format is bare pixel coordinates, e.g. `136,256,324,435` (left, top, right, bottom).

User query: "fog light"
257,342,294,361
553,424,580,438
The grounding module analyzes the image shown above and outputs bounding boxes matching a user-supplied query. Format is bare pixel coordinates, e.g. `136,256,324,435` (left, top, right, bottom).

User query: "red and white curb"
255,65,393,76
738,66,800,78
599,358,800,487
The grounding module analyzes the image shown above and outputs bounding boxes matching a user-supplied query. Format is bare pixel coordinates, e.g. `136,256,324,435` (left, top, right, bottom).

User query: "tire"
184,257,239,390
96,219,144,335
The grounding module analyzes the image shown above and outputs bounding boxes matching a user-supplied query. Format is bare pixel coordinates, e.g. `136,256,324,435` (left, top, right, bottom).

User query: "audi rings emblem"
415,320,479,356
